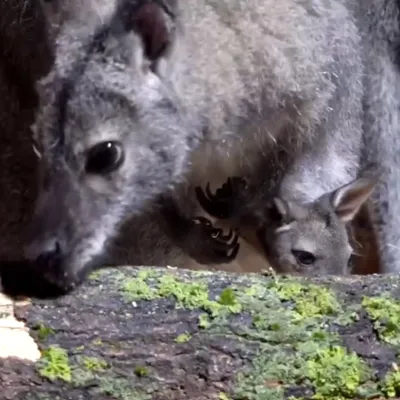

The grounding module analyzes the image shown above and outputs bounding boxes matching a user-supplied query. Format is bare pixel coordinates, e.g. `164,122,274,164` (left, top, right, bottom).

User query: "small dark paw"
195,177,247,219
187,216,240,264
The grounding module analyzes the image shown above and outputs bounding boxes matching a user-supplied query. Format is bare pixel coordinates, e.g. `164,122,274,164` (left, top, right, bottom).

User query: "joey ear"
131,1,175,66
330,177,378,222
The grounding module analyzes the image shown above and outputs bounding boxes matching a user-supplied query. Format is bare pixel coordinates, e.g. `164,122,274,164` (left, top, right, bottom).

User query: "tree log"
1,266,400,400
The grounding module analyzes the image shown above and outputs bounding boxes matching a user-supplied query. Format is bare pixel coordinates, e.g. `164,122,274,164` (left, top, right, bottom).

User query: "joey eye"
85,141,125,174
292,249,316,265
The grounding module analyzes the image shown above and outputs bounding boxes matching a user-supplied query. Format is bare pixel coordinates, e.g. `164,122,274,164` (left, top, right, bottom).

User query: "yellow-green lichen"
199,313,211,329
134,366,149,377
88,268,115,281
113,269,391,399
33,323,55,341
175,332,192,343
306,345,371,399
380,367,400,398
273,281,341,319
120,271,241,328
362,295,400,345
122,276,156,300
230,278,373,400
36,346,72,383
81,356,108,372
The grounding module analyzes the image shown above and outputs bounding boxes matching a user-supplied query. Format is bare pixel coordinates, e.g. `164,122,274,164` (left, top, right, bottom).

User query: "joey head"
259,177,377,275
196,176,377,276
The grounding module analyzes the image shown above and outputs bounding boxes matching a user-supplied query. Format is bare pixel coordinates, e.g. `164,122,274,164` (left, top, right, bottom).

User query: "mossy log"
1,266,400,400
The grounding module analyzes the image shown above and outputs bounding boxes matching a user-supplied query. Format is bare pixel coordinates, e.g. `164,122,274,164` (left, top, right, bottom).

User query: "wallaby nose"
24,239,63,265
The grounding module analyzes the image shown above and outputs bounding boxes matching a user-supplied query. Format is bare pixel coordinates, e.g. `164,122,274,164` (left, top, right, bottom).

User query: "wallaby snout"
22,163,109,291
22,187,80,291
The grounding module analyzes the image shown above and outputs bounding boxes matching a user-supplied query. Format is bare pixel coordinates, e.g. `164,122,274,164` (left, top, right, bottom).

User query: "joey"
196,176,378,276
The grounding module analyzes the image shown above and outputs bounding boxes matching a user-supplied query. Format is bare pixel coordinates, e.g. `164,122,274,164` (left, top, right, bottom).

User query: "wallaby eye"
292,249,316,265
85,141,125,174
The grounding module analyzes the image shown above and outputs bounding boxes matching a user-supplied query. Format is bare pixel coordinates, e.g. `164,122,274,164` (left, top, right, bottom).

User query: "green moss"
219,393,231,400
122,276,156,301
175,332,192,343
134,366,149,377
156,275,242,315
88,270,103,280
120,271,241,328
199,313,210,329
273,281,341,318
36,346,72,383
33,323,55,341
231,278,372,400
362,295,400,345
219,287,240,307
113,270,396,399
306,345,371,399
81,356,108,371
380,368,400,398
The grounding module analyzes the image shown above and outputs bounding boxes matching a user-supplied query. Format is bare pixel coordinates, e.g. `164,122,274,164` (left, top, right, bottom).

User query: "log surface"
1,267,400,400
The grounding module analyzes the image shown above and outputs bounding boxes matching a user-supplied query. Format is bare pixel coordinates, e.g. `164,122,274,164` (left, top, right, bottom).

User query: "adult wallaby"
195,175,377,276
0,0,398,298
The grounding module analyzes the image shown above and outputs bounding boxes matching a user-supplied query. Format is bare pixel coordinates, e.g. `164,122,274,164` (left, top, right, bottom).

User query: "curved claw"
218,228,234,242
211,230,240,251
196,176,248,220
215,177,232,198
215,241,240,262
227,232,240,248
210,234,239,253
205,182,215,201
227,242,240,260
210,228,223,238
220,232,239,250
195,186,230,219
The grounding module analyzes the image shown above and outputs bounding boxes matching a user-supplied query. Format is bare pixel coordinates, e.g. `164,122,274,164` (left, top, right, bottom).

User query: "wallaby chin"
0,260,81,300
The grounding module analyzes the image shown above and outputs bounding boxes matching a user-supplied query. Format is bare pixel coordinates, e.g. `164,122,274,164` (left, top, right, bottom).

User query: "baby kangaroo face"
259,176,378,276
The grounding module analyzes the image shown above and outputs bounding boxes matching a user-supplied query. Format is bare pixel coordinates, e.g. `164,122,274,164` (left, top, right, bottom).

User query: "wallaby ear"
330,177,378,222
131,2,175,64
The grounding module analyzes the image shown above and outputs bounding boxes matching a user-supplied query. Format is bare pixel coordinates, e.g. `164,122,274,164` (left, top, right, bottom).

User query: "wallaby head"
258,177,377,276
25,0,195,291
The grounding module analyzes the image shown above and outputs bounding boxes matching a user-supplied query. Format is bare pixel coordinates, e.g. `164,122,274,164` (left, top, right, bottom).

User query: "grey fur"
195,174,378,276
357,1,400,274
258,177,377,276
16,0,400,293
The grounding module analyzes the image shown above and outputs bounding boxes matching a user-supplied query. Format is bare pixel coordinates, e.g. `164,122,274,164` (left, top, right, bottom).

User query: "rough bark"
1,266,399,400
